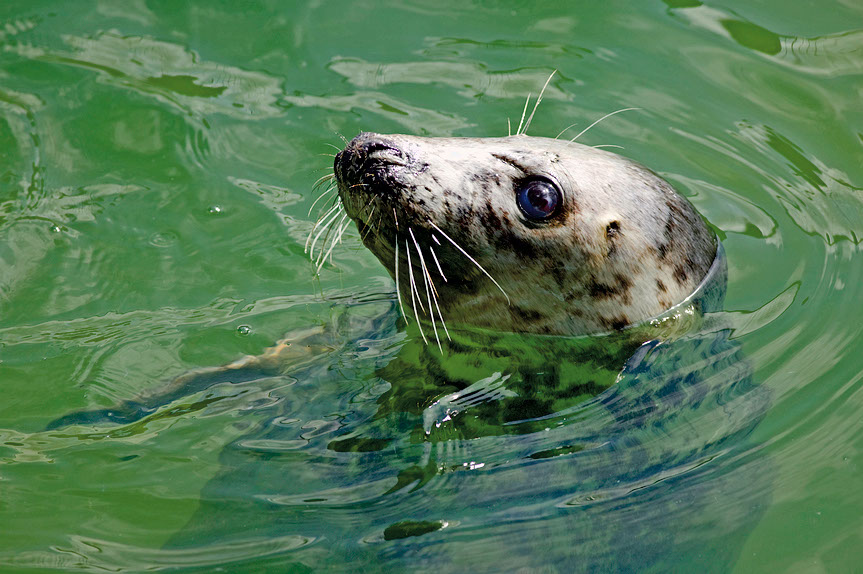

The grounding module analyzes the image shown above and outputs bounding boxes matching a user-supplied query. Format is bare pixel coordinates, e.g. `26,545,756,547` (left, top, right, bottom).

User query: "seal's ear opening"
599,214,624,257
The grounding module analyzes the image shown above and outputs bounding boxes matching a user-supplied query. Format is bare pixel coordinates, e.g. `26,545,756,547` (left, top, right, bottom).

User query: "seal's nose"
334,132,405,184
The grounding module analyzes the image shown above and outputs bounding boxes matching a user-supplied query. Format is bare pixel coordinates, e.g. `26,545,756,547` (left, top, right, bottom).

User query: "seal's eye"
516,178,562,221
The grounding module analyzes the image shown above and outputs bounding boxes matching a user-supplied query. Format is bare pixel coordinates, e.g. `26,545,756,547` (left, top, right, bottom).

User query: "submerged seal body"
334,132,717,336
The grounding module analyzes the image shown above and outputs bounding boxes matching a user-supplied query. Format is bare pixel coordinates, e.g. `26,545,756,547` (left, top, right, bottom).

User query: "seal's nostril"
358,139,405,164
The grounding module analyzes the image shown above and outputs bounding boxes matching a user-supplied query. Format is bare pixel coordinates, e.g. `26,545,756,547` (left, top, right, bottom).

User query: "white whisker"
307,184,337,216
555,122,580,140
515,92,531,136
394,239,408,322
315,212,349,273
410,228,442,351
521,70,556,136
428,221,510,305
324,215,352,264
312,173,335,189
429,244,447,282
360,203,378,242
570,107,640,142
593,144,624,150
404,239,426,314
405,239,428,345
306,202,342,254
306,204,343,258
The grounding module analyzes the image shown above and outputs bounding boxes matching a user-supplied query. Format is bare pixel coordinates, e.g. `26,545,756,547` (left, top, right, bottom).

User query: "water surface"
1,1,862,572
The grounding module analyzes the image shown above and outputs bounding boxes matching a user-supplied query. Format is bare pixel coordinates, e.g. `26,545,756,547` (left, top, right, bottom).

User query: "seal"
328,131,718,338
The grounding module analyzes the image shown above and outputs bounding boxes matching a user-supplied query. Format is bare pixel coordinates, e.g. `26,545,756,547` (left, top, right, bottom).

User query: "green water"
1,1,862,572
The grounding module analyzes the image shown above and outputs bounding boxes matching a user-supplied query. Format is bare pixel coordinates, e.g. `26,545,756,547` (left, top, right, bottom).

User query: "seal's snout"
335,132,406,188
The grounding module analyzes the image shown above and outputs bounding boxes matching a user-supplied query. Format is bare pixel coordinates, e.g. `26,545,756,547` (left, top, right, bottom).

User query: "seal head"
334,132,717,336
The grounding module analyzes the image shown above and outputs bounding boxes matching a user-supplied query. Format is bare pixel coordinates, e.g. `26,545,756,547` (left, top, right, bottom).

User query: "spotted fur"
335,132,717,336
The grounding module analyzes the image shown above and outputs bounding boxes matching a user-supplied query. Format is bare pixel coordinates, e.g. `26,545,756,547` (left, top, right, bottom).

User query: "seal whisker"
374,208,384,234
324,142,342,152
328,217,353,264
326,214,353,260
360,203,378,242
555,122,580,140
305,202,342,254
410,229,450,344
307,204,344,260
593,144,625,150
409,229,440,298
515,92,532,136
320,218,350,268
410,228,443,351
404,238,429,345
521,70,556,136
357,194,378,226
312,173,336,189
310,199,341,227
429,244,447,282
315,212,349,273
307,184,337,217
570,107,640,142
394,238,408,322
405,239,427,314
427,221,511,305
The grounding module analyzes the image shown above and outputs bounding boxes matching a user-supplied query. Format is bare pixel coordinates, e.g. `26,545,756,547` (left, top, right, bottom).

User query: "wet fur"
334,133,717,336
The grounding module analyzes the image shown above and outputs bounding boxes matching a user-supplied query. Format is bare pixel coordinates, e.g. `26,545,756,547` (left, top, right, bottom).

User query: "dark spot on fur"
605,221,621,257
673,265,688,285
588,280,615,299
656,279,667,293
685,256,695,272
511,306,543,323
614,273,633,290
455,203,474,224
550,264,568,289
609,316,629,331
481,197,501,229
588,274,632,303
658,242,670,261
664,213,676,237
